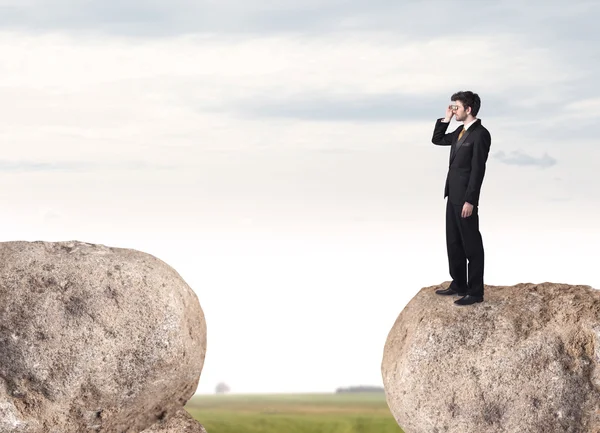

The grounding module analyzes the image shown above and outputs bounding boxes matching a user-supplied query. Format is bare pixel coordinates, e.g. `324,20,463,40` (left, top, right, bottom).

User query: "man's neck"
463,117,477,128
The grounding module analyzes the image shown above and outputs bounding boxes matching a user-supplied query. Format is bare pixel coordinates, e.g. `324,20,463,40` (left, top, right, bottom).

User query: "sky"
1,0,599,394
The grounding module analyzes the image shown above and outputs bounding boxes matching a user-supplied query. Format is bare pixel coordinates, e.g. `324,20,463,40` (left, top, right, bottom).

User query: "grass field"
184,393,404,433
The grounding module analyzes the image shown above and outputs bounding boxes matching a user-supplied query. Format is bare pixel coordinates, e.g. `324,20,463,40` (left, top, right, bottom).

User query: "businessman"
431,91,491,306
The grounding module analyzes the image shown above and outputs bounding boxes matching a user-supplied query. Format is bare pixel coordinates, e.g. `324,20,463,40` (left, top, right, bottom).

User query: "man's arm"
432,118,454,146
464,129,491,206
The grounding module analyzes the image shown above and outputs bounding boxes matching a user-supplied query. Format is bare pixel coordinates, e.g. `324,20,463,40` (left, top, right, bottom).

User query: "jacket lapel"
450,119,480,164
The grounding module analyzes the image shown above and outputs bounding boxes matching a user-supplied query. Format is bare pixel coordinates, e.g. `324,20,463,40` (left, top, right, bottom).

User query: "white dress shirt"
462,118,477,131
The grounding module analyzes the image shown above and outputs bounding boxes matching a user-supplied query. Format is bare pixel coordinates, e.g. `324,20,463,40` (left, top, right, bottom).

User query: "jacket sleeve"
464,129,491,206
432,118,454,145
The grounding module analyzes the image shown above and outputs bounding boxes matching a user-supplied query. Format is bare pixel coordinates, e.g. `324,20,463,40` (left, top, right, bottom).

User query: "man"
431,91,491,306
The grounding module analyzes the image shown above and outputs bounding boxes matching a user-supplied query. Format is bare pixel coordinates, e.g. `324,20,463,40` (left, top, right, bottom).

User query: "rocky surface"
0,241,207,433
381,281,600,433
142,408,207,432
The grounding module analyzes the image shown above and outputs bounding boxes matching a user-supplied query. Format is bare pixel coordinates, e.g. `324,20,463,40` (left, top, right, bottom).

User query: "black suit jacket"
432,118,491,207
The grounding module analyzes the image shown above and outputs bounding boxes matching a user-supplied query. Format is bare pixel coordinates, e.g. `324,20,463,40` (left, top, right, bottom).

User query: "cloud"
233,93,516,122
39,208,63,223
0,30,583,134
0,0,596,196
0,0,597,42
492,150,557,169
546,196,572,202
0,160,177,173
0,1,341,36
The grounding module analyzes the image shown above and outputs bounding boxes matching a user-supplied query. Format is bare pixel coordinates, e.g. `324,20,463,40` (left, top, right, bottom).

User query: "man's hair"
451,91,481,117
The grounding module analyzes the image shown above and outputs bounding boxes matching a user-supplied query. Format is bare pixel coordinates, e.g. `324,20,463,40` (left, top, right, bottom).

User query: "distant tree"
335,385,384,393
215,382,230,394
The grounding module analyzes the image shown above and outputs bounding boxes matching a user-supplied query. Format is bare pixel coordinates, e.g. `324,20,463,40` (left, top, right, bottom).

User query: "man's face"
452,101,469,121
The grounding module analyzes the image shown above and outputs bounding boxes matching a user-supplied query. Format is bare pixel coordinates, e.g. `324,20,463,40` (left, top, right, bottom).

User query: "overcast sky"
1,0,599,394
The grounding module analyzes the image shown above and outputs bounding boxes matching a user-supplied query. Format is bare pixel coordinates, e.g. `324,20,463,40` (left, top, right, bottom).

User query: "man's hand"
461,202,474,218
444,105,455,122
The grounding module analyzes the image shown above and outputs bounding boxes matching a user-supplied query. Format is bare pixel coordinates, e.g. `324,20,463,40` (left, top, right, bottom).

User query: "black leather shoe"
454,295,484,305
435,287,466,296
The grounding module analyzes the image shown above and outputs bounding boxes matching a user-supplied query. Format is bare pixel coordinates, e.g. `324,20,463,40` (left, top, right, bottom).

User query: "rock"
381,281,600,433
141,408,207,432
0,241,207,433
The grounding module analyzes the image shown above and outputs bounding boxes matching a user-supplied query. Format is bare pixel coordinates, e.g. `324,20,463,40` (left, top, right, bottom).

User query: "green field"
184,393,404,433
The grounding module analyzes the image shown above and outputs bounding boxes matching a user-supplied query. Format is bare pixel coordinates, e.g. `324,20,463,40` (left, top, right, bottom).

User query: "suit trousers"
445,198,485,297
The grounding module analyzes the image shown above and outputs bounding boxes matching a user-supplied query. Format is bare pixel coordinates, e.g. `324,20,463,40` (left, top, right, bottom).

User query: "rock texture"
381,281,600,433
143,408,207,432
0,241,207,433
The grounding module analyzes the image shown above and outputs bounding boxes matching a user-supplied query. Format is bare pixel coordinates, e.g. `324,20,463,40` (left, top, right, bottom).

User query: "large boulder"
0,241,207,433
381,281,600,433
